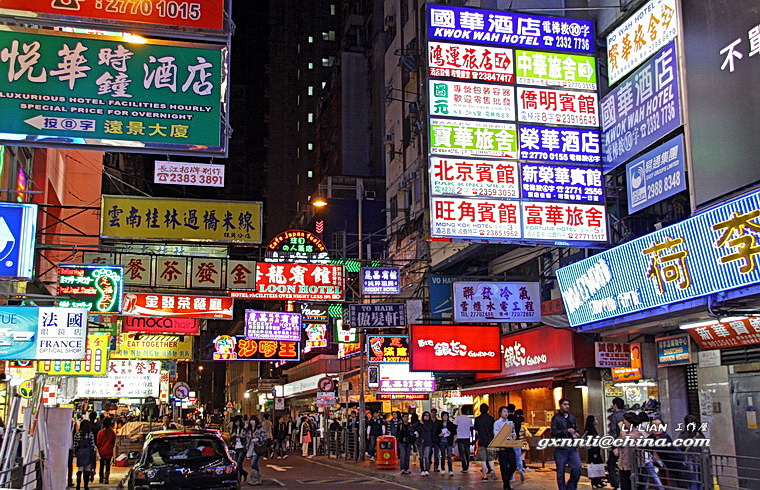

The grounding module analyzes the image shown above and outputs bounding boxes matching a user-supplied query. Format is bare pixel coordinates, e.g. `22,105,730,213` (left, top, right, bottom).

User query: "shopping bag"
588,463,606,479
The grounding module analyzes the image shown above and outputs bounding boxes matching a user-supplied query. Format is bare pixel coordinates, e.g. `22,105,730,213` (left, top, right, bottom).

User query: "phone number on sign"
520,112,598,126
97,0,202,21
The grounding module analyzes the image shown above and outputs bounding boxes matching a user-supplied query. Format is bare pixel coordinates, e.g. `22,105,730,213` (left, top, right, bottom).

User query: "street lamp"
310,178,364,260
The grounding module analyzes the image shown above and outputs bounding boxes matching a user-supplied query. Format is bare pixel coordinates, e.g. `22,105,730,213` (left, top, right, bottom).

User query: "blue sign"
429,275,456,319
521,162,604,204
601,40,682,173
427,4,594,54
0,202,37,279
656,334,692,367
349,303,407,329
557,188,760,328
0,307,37,360
627,134,687,214
361,267,401,295
519,125,601,164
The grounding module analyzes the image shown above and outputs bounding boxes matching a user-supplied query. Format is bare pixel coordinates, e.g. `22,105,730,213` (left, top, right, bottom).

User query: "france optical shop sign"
37,333,111,376
453,281,541,323
0,202,37,279
0,306,88,360
57,264,124,313
410,324,501,373
0,28,228,157
557,189,760,329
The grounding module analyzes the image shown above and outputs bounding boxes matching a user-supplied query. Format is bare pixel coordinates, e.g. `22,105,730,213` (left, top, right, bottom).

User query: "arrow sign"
266,465,292,472
24,115,96,132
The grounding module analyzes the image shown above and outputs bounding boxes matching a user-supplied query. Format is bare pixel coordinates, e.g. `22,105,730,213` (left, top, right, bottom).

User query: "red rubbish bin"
375,436,398,469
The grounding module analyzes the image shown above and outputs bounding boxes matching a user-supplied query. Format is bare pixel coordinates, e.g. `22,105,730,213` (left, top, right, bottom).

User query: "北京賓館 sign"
0,27,228,156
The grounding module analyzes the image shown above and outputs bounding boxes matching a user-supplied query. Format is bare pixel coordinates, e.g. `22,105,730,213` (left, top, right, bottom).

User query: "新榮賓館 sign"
556,189,760,329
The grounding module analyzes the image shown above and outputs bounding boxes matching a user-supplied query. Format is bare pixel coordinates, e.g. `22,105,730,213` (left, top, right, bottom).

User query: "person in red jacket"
95,418,116,484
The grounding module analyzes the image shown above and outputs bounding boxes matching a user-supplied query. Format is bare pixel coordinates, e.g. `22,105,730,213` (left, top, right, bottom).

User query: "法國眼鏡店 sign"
453,282,541,323
122,316,200,336
57,264,124,313
154,161,225,187
428,81,515,122
514,50,597,90
111,333,193,360
0,307,88,360
76,360,161,399
361,267,401,295
0,28,228,156
244,310,302,342
122,292,234,320
101,196,262,244
349,303,407,329
429,157,518,199
251,263,345,301
557,188,760,328
37,333,111,376
0,202,37,279
656,334,692,366
429,119,517,159
627,134,687,214
410,324,501,373
210,335,300,362
367,335,409,363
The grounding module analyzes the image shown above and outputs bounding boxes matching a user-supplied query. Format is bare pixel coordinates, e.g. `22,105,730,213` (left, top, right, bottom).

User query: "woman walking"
230,416,249,482
436,411,457,476
73,420,97,490
397,413,414,474
583,415,605,488
248,420,269,486
95,418,115,485
412,411,435,475
300,417,314,458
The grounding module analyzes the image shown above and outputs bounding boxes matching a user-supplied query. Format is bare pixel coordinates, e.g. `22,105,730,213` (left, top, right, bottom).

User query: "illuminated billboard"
57,264,124,313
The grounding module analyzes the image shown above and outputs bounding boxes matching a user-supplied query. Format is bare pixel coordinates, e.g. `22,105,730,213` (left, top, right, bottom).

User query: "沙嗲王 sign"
0,28,228,156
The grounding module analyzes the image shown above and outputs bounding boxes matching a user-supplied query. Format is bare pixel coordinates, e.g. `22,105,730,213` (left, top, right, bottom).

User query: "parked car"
119,429,239,490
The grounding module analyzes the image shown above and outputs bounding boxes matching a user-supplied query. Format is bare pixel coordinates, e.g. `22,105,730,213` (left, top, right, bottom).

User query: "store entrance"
729,372,760,487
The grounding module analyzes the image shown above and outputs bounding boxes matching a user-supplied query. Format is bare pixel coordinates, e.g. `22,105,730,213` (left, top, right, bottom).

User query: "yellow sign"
37,334,111,376
101,196,263,244
111,333,193,360
18,379,34,398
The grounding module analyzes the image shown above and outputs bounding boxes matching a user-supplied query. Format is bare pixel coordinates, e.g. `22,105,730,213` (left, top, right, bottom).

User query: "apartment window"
308,36,314,43
307,143,313,150
322,81,326,89
330,4,336,15
297,94,301,106
308,86,314,96
308,62,314,70
297,69,301,80
297,121,300,132
322,31,336,41
390,195,398,220
297,43,301,54
307,170,314,178
297,147,300,158
307,113,314,123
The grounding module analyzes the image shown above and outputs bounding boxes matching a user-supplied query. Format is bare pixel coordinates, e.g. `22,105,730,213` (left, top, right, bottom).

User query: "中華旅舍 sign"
111,333,193,360
57,264,124,313
210,335,300,362
122,292,234,320
656,334,692,366
0,306,88,360
428,41,514,84
410,324,501,373
76,360,161,399
101,196,262,244
557,188,760,328
626,134,687,214
244,310,302,342
349,303,407,329
154,161,225,187
37,333,111,376
453,282,541,323
361,267,401,295
367,335,409,363
0,202,37,279
0,28,228,156
252,263,345,301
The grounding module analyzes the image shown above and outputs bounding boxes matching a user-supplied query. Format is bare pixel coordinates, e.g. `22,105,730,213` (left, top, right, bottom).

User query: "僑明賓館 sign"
557,189,760,329
0,27,228,157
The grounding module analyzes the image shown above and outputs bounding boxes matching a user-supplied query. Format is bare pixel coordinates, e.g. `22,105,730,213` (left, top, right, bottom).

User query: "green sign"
57,264,124,313
429,118,517,159
515,50,597,91
0,27,227,156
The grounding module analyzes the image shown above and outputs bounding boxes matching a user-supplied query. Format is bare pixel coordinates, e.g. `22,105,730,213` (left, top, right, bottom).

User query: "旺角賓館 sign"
557,189,760,329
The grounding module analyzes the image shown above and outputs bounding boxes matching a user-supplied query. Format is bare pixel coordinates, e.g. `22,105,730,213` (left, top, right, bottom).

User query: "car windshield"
146,436,225,465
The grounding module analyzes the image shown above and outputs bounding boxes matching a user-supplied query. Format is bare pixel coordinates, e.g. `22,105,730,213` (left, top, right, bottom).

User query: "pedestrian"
550,398,582,490
73,420,97,490
606,397,625,489
412,411,435,475
637,412,664,489
473,403,497,482
68,415,78,488
300,416,314,458
494,406,518,490
388,411,401,438
582,415,605,488
396,413,414,474
648,417,687,488
677,414,707,490
437,411,457,476
274,416,289,459
513,408,527,482
95,418,115,485
261,413,274,459
367,411,385,461
454,407,473,473
160,415,177,431
87,413,101,483
248,420,270,486
230,416,249,482
613,412,645,490
430,408,441,472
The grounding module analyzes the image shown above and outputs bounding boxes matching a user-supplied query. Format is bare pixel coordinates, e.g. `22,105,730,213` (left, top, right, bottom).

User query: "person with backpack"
73,420,97,490
412,411,436,476
95,418,116,484
247,417,269,486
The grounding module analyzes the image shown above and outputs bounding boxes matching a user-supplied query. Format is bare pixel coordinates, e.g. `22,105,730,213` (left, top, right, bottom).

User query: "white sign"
431,196,522,240
595,342,632,368
521,201,607,242
698,350,721,368
429,119,518,158
378,364,435,394
516,87,599,127
275,397,285,410
429,157,519,198
606,0,679,85
36,307,89,360
76,360,161,399
173,382,190,400
154,161,225,187
428,41,514,84
453,282,541,323
428,80,515,121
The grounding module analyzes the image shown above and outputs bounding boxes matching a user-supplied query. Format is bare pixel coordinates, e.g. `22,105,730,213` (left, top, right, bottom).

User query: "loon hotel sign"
250,263,345,301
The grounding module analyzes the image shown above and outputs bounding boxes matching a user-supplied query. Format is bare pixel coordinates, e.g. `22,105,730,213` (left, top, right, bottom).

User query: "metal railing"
0,459,42,489
325,429,359,461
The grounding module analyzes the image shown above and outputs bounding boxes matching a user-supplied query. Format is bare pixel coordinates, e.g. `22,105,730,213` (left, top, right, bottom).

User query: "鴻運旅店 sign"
595,342,632,368
515,50,597,91
361,267,400,295
453,281,541,323
252,263,345,301
111,333,193,360
211,335,300,362
101,196,262,244
0,307,88,360
57,264,124,313
244,310,302,342
428,42,514,84
37,333,111,376
122,292,234,320
122,316,200,336
410,324,501,372
0,28,228,156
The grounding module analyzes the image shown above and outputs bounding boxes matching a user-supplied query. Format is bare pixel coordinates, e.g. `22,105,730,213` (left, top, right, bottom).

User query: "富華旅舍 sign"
0,27,228,156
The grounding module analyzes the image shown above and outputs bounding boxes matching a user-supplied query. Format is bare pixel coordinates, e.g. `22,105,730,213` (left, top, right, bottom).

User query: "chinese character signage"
515,50,597,90
265,229,330,264
190,257,222,288
367,336,409,363
431,196,521,240
1,0,226,32
612,344,643,381
410,324,501,373
606,0,678,85
0,306,87,360
428,42,514,84
111,333,193,360
0,202,37,279
557,189,760,328
101,196,262,244
656,334,692,366
122,292,233,320
76,360,161,398
627,134,687,214
57,264,124,313
122,316,200,336
430,119,517,158
687,317,760,351
338,341,361,359
429,157,518,198
244,310,301,342
427,4,594,54
595,342,632,368
520,162,604,203
361,267,400,295
227,260,256,289
0,28,228,156
121,255,151,286
155,256,187,287
519,125,601,164
517,87,598,127
601,40,681,173
210,335,300,362
522,202,607,242
334,320,358,343
453,281,541,323
303,324,328,351
428,81,515,121
37,333,111,376
252,263,345,301
378,364,435,394
154,161,225,187
349,304,407,329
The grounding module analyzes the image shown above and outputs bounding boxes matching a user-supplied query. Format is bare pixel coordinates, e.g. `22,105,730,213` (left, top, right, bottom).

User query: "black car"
120,429,239,490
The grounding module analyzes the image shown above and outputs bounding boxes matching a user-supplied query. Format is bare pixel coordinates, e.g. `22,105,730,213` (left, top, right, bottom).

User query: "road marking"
305,458,419,490
266,464,293,472
298,478,379,484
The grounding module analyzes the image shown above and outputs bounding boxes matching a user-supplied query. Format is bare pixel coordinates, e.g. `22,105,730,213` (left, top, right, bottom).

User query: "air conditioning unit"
364,190,377,200
384,134,394,146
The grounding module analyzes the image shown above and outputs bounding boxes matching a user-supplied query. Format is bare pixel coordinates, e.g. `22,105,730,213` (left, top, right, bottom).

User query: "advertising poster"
688,318,760,351
627,134,687,214
453,281,541,323
430,196,521,240
122,316,200,336
210,335,300,362
361,267,400,295
429,157,518,198
518,125,601,164
122,292,234,320
0,307,88,360
521,201,607,242
595,342,632,368
37,333,111,376
76,360,161,398
349,303,406,329
410,324,501,372
378,364,435,394
0,202,37,279
154,161,225,187
656,334,692,366
111,333,193,360
57,264,124,313
252,263,345,301
428,80,515,121
367,335,409,363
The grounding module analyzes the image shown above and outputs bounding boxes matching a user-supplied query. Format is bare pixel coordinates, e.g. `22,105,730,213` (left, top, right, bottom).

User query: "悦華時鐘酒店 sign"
57,264,124,313
410,324,501,372
0,28,228,156
122,292,233,320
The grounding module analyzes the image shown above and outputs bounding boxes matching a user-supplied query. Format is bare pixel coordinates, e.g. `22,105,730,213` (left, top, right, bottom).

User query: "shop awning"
459,376,555,396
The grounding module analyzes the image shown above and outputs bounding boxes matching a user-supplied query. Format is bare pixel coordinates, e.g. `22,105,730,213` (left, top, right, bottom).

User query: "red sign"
122,316,200,335
251,263,345,301
410,325,501,373
376,393,430,401
122,293,233,320
687,317,760,350
612,343,642,382
2,0,225,31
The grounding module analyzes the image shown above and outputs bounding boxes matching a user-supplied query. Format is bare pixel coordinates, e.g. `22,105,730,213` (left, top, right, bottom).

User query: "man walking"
367,411,385,461
606,397,625,489
550,398,582,490
454,407,473,473
430,409,441,472
473,403,497,482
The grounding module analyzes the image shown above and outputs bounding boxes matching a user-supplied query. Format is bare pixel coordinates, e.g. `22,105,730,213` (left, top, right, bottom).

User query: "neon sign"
57,264,124,313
